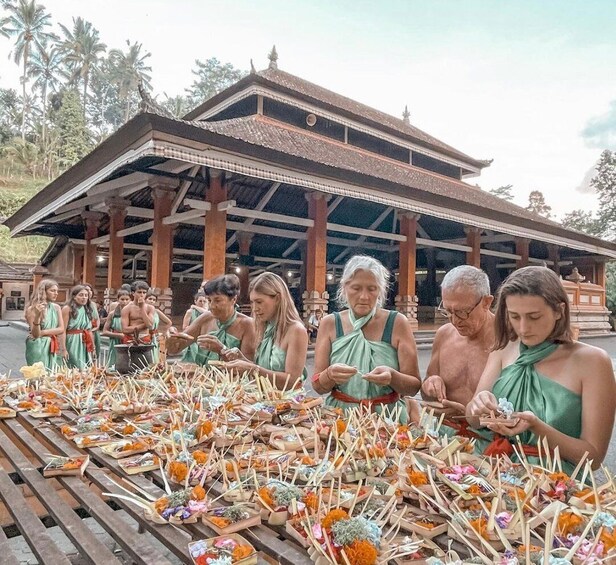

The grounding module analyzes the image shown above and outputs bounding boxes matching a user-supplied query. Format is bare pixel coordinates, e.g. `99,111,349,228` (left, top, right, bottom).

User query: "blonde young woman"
225,272,308,388
25,279,65,370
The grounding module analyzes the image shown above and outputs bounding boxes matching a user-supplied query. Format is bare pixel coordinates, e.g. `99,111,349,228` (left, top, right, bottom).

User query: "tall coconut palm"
0,0,56,139
29,43,65,144
58,17,106,118
109,40,152,122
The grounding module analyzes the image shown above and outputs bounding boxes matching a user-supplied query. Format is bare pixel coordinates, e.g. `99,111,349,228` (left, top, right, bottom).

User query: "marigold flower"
407,470,428,486
257,486,275,508
192,484,206,501
469,517,488,539
322,508,349,530
232,545,254,561
335,419,347,434
467,484,482,496
209,516,231,528
196,420,213,439
557,511,584,536
168,461,188,482
600,528,616,552
303,491,318,512
123,424,136,435
192,450,208,465
572,488,596,504
343,539,378,565
154,496,169,514
549,472,570,483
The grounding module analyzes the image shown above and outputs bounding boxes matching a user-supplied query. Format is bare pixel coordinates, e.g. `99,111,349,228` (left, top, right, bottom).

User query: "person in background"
467,266,616,474
62,285,96,369
101,289,131,369
82,283,101,361
224,272,308,388
181,291,209,363
25,279,64,370
145,291,175,363
121,281,156,342
312,255,420,422
307,308,323,343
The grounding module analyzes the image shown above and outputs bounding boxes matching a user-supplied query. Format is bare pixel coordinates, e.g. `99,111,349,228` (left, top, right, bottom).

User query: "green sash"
66,306,93,370
91,302,101,358
151,312,160,364
106,315,122,368
325,309,406,422
254,321,307,380
182,307,203,363
25,304,60,370
194,312,241,366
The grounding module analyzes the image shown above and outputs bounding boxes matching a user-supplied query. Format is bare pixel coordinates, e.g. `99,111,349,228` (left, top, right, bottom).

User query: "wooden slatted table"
0,410,314,565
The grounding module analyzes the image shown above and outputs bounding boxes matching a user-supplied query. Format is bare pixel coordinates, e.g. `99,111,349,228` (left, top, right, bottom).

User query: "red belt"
66,329,94,353
122,333,153,345
484,434,540,458
330,388,399,410
49,335,59,354
442,418,483,440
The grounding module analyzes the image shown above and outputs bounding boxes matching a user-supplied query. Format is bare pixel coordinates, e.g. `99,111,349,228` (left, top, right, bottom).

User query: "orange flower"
123,424,136,435
407,470,428,486
572,488,596,504
154,496,169,514
549,472,570,483
557,511,584,536
63,459,82,470
469,517,488,539
121,441,145,452
600,528,616,553
61,425,72,435
301,455,316,465
414,519,436,530
343,539,378,565
257,486,275,509
303,491,318,512
192,484,206,501
209,516,231,528
335,419,347,434
322,509,349,530
168,461,188,482
367,446,385,458
45,404,61,415
232,545,254,561
196,420,213,440
18,401,35,409
192,450,208,465
467,484,482,496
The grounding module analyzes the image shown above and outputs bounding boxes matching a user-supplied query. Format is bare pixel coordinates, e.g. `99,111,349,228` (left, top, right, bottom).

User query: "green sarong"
91,303,101,359
182,307,203,363
194,312,241,366
66,307,94,370
325,309,406,422
477,341,582,476
151,312,160,364
106,315,122,369
25,304,60,370
254,321,308,383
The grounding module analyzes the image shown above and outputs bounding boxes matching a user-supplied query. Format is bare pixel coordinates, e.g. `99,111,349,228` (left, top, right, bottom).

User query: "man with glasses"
421,265,494,418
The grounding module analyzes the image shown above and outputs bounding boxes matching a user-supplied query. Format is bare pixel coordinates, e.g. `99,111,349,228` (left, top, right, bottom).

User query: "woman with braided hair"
61,285,96,369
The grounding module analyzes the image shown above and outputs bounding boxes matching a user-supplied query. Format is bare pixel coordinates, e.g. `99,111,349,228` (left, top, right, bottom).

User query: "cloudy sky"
1,0,615,217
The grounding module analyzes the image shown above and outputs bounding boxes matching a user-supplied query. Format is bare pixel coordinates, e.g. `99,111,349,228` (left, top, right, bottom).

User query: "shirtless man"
121,280,156,341
421,265,494,417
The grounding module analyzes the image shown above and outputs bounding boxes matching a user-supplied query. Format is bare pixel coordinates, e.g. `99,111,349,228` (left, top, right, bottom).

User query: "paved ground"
0,323,614,563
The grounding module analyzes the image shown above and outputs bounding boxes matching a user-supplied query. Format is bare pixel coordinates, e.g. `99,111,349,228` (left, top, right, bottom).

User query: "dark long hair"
493,266,572,349
68,285,93,322
113,290,131,318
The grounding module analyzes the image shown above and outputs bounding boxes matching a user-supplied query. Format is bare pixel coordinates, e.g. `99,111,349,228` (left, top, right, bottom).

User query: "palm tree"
58,17,106,118
0,0,56,139
29,43,65,144
109,40,152,122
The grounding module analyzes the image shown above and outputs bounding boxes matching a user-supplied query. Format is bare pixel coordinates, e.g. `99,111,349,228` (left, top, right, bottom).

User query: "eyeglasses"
437,297,483,320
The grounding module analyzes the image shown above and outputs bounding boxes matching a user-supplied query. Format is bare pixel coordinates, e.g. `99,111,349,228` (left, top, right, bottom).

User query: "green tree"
108,40,152,121
561,209,603,237
187,57,247,104
526,190,552,218
1,137,39,176
0,0,56,139
58,17,106,117
162,93,193,118
591,149,616,240
489,184,514,201
0,88,20,144
51,89,92,169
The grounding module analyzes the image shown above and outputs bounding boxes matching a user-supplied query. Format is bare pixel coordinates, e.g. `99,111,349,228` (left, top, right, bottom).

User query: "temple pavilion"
5,50,616,332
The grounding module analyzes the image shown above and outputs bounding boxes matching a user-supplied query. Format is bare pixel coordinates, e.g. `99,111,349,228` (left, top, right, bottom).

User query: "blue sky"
1,0,615,217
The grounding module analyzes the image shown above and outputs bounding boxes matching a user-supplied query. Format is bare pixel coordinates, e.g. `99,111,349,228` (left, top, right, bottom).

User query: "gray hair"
441,265,490,299
336,255,390,308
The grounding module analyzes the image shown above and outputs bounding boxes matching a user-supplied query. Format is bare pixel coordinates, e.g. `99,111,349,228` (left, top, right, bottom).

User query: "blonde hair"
28,279,58,308
249,272,303,347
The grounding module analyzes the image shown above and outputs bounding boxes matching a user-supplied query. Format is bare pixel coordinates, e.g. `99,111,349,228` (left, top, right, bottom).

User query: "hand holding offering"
326,363,357,385
362,365,393,386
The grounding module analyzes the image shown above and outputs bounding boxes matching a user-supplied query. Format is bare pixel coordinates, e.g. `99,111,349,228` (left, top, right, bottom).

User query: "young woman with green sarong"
61,285,96,369
181,292,208,363
83,283,101,360
101,290,131,369
172,275,255,367
467,266,616,472
312,255,421,422
223,273,306,388
145,292,175,364
25,279,65,370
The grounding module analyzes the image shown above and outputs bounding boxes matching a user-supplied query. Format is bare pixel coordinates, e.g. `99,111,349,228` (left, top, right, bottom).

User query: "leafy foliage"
489,184,514,201
525,190,552,218
187,57,247,105
561,209,603,237
591,149,616,240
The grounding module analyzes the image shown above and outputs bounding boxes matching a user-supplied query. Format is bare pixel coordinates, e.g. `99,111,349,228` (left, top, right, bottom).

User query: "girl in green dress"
172,275,255,367
312,255,420,421
25,279,65,370
145,292,175,364
223,273,306,388
467,266,616,473
83,283,101,361
61,285,96,369
181,292,208,363
101,290,131,369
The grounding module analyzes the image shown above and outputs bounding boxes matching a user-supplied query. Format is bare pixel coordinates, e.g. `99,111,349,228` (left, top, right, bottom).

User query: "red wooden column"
548,244,560,276
515,237,530,268
302,192,328,319
82,211,102,288
395,212,418,330
151,183,176,314
237,232,253,310
203,169,227,280
105,198,128,302
465,227,481,268
72,244,84,285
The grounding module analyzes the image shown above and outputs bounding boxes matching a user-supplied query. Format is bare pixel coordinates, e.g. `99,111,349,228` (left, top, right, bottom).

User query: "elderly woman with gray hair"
312,255,420,421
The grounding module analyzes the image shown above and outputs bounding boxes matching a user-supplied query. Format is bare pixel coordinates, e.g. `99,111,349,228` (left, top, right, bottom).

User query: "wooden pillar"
465,227,481,268
151,181,176,314
515,237,530,268
596,260,607,290
395,212,418,330
302,192,329,319
72,245,84,285
203,169,227,279
548,245,560,276
237,233,253,308
82,211,102,288
106,198,128,292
